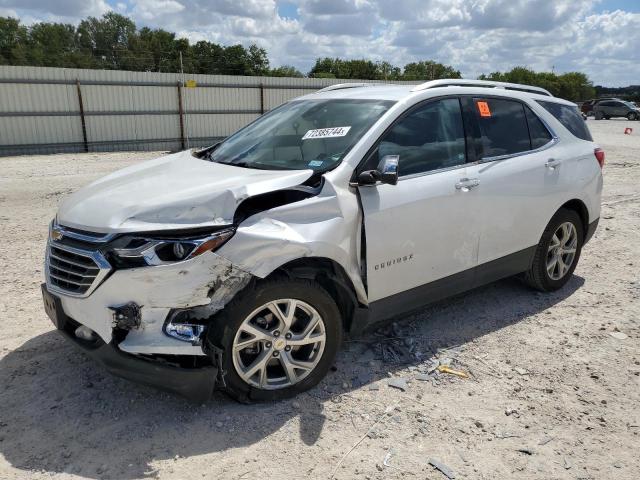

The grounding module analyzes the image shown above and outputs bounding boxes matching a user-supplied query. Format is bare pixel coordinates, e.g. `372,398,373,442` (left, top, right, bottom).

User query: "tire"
605,115,611,120
524,208,584,292
627,112,637,121
207,278,342,402
594,111,603,120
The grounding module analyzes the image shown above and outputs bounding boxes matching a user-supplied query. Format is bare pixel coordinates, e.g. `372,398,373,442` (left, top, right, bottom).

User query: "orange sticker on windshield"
477,101,491,117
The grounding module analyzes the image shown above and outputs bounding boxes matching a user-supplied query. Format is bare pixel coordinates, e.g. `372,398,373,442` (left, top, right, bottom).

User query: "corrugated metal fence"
0,66,411,156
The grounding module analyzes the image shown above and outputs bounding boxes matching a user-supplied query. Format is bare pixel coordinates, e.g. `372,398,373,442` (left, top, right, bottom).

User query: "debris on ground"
387,377,409,391
382,449,394,467
516,448,534,455
609,331,628,340
538,435,554,446
437,365,469,378
513,367,529,375
428,458,456,479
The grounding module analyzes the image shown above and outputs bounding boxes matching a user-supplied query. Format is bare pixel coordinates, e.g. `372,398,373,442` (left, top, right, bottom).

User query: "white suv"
42,79,603,402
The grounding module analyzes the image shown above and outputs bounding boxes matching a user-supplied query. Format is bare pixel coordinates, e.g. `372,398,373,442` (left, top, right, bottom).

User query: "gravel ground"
0,120,639,480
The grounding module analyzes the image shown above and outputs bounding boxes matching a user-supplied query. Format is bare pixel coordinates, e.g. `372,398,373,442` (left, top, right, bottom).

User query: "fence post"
260,82,265,115
177,81,186,150
75,79,88,152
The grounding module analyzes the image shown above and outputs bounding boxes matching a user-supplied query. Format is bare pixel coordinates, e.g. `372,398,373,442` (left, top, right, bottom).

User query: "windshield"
623,101,637,109
207,99,394,171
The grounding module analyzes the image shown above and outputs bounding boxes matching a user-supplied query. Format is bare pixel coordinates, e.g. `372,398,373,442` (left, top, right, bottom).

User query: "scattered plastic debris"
609,331,628,340
383,449,394,467
516,448,534,455
428,458,456,479
513,367,529,375
624,127,633,135
388,377,409,391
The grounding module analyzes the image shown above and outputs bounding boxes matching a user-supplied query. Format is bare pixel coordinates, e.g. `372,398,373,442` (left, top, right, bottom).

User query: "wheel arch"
267,257,363,333
558,199,589,239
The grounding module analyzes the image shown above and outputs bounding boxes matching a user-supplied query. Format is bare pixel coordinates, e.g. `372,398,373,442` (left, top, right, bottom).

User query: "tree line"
1,13,600,100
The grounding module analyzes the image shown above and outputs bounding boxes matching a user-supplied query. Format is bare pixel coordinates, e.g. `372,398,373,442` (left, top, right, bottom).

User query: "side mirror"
357,155,399,186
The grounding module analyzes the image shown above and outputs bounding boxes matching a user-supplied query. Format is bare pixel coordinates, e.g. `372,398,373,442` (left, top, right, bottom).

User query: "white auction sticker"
302,126,351,140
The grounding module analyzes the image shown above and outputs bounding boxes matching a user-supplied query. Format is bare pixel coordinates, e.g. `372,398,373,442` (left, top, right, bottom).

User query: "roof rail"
411,79,553,97
316,82,380,93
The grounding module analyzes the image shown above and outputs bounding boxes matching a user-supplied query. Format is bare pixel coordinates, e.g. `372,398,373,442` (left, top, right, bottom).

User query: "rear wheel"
524,209,584,292
208,278,342,402
627,112,637,121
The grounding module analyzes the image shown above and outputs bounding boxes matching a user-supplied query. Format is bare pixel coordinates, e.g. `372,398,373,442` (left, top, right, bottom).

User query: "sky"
1,0,638,86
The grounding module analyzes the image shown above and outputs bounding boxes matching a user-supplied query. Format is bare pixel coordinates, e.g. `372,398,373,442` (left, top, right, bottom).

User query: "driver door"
358,97,480,309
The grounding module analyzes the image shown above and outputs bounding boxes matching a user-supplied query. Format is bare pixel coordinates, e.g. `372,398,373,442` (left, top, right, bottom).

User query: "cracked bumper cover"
44,283,218,402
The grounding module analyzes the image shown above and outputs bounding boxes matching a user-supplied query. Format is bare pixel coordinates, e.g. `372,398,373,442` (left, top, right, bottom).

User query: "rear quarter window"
537,100,593,141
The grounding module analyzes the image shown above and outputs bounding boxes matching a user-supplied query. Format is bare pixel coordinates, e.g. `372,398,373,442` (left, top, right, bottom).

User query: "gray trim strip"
0,136,225,151
0,109,263,117
0,78,323,89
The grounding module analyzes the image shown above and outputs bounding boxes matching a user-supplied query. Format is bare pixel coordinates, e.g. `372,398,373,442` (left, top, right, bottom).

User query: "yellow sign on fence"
185,79,197,88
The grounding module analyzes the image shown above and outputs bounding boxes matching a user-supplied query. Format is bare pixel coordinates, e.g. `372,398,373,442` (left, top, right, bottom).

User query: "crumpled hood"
57,150,313,233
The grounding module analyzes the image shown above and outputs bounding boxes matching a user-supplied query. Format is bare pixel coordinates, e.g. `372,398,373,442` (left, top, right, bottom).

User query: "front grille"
46,243,111,296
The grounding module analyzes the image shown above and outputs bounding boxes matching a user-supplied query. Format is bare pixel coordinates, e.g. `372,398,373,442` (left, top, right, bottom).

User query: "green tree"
401,61,461,80
0,17,29,65
479,67,595,101
77,12,137,69
28,22,84,67
270,65,304,77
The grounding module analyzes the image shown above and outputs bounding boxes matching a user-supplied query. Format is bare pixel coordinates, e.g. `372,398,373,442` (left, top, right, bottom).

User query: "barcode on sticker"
302,126,351,140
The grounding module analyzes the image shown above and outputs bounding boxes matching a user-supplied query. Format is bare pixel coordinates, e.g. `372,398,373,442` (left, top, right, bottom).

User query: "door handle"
455,178,480,192
545,158,560,170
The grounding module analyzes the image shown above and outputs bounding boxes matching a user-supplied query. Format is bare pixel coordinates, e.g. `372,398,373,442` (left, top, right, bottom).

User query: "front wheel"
208,278,342,402
524,209,584,292
627,112,637,121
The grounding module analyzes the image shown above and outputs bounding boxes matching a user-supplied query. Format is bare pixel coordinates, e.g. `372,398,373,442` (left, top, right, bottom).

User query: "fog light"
75,325,97,341
164,320,205,345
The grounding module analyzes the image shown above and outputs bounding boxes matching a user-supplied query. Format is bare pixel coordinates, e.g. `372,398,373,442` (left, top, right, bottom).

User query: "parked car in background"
580,99,597,116
580,98,619,117
41,79,603,402
593,99,640,120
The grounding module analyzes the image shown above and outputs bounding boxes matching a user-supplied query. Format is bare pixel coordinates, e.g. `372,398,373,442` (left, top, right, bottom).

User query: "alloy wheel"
231,299,326,390
546,222,578,280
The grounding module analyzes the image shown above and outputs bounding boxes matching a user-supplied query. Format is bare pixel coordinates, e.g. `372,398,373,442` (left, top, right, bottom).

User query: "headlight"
109,228,235,268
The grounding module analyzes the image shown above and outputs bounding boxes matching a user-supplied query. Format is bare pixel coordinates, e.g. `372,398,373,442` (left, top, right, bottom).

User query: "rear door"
462,97,562,276
358,97,480,304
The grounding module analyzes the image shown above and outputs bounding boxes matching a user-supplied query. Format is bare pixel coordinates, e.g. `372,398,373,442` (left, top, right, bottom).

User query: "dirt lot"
1,120,639,480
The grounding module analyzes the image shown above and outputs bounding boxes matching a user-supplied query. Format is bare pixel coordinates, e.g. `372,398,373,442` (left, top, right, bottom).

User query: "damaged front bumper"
42,283,219,402
42,246,252,401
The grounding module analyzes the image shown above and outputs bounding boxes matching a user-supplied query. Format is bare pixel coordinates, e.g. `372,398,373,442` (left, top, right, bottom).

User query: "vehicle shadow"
0,275,584,479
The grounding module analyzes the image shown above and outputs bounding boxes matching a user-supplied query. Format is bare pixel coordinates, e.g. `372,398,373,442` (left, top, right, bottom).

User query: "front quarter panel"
216,178,367,303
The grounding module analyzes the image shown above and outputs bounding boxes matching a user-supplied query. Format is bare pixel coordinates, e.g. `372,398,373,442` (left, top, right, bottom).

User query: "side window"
473,98,531,158
524,105,553,149
376,98,466,176
537,100,593,141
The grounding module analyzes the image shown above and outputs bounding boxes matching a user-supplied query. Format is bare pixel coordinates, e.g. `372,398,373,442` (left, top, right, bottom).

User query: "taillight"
594,148,605,169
